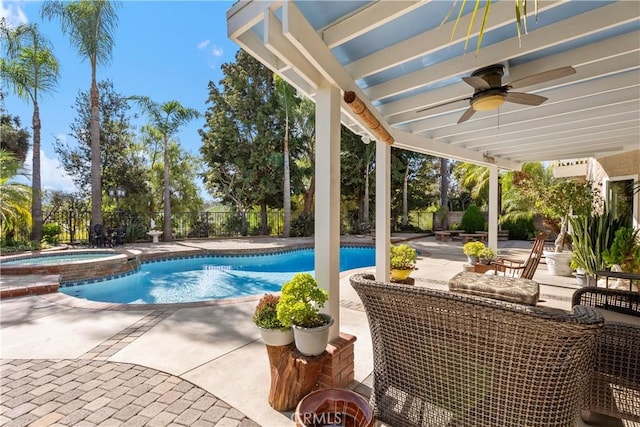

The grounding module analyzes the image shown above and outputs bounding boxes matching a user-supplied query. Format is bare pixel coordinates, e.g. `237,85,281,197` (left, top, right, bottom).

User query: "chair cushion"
448,271,540,306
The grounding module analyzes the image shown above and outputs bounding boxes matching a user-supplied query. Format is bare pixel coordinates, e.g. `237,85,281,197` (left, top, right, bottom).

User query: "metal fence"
3,209,434,244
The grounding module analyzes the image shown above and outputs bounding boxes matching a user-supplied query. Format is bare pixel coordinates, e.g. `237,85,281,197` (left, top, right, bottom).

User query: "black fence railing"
2,209,434,244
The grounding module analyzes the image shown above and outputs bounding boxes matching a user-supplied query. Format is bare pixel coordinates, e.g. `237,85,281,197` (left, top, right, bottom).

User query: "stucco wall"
588,149,640,226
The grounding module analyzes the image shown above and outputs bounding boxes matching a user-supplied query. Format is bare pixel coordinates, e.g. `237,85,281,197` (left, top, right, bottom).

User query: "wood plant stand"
265,343,327,411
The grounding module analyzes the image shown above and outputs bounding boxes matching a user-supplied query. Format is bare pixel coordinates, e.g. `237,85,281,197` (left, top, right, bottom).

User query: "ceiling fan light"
473,94,505,111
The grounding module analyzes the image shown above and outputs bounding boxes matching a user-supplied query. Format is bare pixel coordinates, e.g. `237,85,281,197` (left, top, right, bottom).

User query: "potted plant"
276,273,333,356
478,247,496,265
513,168,597,276
390,243,418,281
603,227,640,274
463,241,485,265
253,294,294,346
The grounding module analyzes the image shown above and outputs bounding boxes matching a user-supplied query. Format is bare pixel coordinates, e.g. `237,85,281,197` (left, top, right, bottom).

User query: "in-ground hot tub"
1,250,140,284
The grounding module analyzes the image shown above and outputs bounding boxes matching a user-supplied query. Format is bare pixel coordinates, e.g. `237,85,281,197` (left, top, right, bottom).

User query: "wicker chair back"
350,273,603,427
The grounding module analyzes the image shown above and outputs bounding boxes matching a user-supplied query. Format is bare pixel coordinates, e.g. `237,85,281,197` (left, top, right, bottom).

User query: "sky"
1,0,239,199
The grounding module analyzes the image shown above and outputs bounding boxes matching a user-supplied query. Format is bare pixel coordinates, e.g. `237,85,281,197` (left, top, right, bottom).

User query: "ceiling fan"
417,64,576,123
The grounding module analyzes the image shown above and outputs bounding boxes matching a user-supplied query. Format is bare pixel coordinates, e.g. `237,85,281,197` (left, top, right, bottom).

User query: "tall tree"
1,19,59,242
41,0,119,231
129,96,199,241
200,50,283,234
55,80,146,208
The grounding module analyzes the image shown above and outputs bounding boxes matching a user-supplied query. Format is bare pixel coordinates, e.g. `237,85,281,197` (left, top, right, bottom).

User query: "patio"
1,235,616,426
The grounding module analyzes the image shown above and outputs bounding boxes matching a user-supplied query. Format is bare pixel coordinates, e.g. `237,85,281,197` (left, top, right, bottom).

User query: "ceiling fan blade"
416,97,470,113
505,92,548,106
507,66,576,89
462,76,491,90
457,107,476,123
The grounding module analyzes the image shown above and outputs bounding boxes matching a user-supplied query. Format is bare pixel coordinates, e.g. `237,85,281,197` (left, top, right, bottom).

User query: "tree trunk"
31,102,43,243
440,158,449,229
402,167,409,226
363,165,370,227
261,200,269,235
303,174,315,215
163,136,172,241
283,129,291,238
90,70,102,230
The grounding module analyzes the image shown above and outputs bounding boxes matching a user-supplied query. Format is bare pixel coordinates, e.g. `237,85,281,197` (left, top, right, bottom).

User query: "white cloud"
0,0,28,27
22,148,79,193
197,39,210,50
211,45,223,57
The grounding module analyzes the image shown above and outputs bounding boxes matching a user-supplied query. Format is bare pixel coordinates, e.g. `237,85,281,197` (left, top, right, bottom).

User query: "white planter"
292,314,334,356
543,251,573,277
467,255,479,265
257,326,294,347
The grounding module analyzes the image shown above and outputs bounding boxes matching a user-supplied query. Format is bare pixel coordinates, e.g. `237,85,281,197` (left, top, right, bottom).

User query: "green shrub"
501,216,536,240
277,273,328,328
460,205,485,233
42,223,62,244
291,213,314,237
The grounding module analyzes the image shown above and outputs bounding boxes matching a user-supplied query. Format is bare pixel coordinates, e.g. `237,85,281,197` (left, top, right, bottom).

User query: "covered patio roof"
227,0,639,170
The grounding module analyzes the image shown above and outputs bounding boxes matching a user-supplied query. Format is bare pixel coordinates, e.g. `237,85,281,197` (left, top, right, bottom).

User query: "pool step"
0,275,60,299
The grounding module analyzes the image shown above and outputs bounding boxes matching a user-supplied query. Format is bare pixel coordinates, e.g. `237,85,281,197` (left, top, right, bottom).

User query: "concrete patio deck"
1,235,601,426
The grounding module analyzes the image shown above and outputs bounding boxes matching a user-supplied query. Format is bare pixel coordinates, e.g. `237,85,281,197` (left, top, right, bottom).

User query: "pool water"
60,247,375,304
3,253,115,266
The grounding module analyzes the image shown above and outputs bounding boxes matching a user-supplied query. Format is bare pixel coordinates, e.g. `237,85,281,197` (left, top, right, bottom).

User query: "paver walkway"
1,308,259,426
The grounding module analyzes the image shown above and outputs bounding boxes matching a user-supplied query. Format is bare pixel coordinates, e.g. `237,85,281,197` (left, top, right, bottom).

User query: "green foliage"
569,206,623,276
276,273,328,328
460,205,485,233
602,227,640,273
478,247,496,261
253,294,289,331
0,149,31,234
290,213,314,237
42,223,61,244
390,244,418,270
0,114,30,163
500,216,535,240
463,241,485,257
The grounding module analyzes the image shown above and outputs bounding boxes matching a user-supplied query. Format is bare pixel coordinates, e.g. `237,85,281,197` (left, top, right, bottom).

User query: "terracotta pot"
295,388,374,427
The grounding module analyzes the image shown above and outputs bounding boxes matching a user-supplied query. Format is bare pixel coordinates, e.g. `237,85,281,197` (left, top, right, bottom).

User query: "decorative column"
375,140,391,282
488,165,499,250
315,82,341,341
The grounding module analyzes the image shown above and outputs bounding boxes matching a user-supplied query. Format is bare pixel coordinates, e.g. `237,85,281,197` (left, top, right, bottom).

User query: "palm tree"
0,20,59,243
129,96,199,241
0,150,32,240
41,0,119,232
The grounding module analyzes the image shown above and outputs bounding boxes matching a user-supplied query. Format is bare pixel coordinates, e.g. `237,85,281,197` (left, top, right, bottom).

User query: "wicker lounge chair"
350,273,604,427
572,287,640,424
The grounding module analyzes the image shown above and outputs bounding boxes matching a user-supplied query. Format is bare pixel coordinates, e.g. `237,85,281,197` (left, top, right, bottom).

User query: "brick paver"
0,359,259,426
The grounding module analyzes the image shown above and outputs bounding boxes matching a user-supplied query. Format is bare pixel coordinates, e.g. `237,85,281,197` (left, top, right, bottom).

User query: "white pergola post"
488,165,499,251
315,82,341,340
375,140,391,281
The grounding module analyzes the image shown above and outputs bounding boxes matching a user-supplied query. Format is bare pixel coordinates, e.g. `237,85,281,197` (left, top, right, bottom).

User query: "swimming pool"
60,247,375,304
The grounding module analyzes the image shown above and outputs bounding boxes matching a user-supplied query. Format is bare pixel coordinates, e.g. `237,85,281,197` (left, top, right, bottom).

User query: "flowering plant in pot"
463,241,485,265
276,273,333,356
390,243,418,281
253,294,293,346
478,247,496,265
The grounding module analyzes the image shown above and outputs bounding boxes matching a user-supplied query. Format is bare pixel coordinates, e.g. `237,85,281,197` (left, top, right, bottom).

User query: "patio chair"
114,226,126,246
350,273,603,427
492,231,548,279
572,287,640,424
